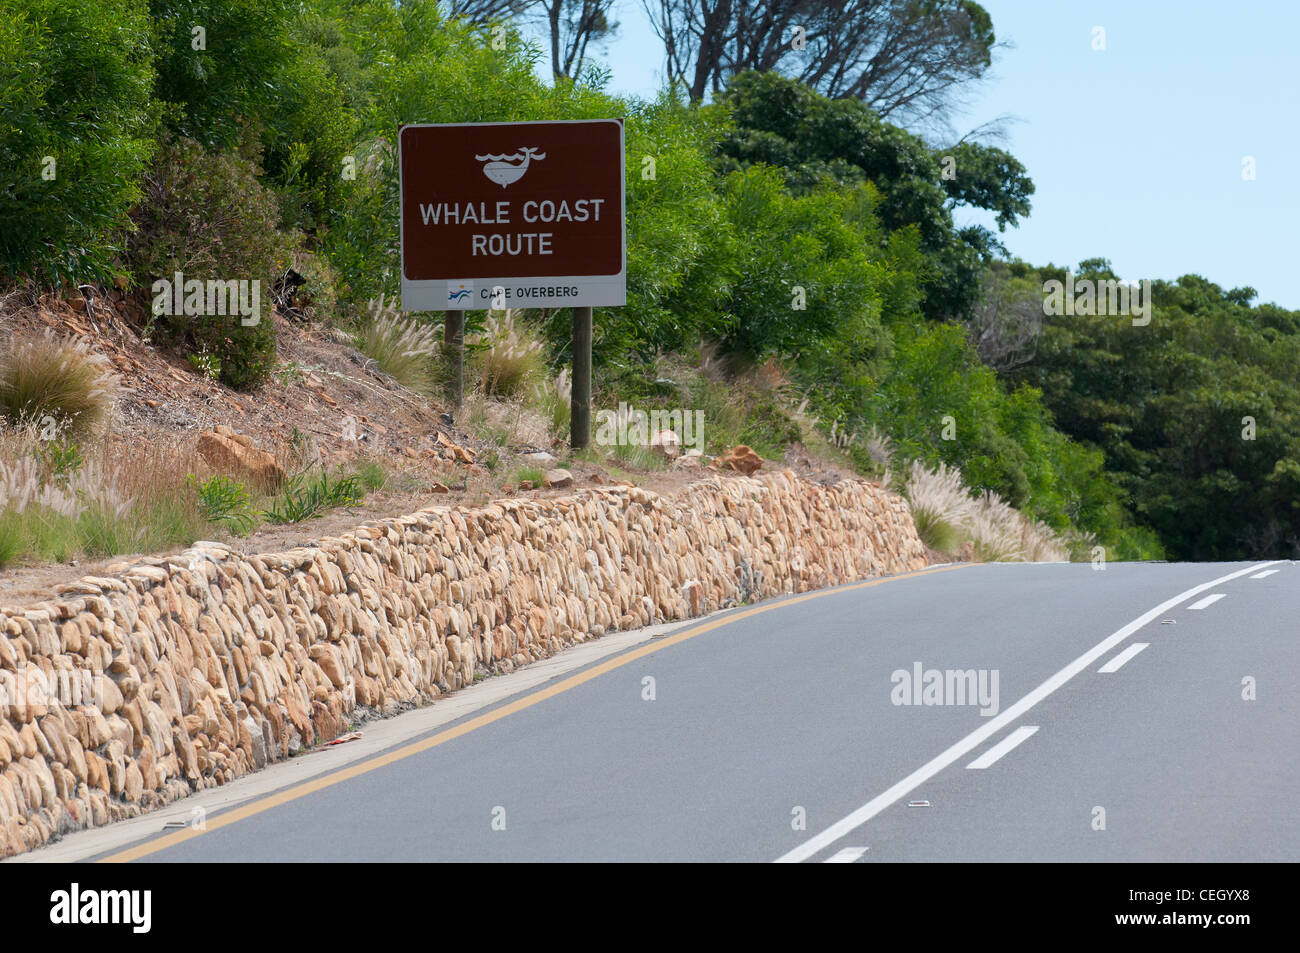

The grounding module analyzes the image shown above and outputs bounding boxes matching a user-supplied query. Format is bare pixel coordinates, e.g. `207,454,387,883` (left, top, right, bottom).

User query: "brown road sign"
399,119,625,311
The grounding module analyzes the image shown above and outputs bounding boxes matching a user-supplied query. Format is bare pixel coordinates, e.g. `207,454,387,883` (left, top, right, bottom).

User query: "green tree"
0,0,156,284
1008,262,1300,559
714,71,1033,321
148,0,297,148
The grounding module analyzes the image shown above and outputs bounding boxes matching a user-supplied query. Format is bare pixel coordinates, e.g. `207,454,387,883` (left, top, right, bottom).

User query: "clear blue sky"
522,1,1300,309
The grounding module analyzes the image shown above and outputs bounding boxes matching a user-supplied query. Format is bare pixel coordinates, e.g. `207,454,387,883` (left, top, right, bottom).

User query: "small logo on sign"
474,147,546,187
448,281,472,304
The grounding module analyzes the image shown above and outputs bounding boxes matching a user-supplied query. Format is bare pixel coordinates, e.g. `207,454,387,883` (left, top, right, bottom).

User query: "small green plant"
188,474,255,535
610,440,667,470
263,466,363,524
512,465,545,486
912,509,962,553
36,439,84,480
187,349,221,381
0,514,22,569
355,460,386,490
274,361,305,386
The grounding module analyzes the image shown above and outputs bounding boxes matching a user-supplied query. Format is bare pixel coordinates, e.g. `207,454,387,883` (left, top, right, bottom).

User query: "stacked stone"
0,470,925,855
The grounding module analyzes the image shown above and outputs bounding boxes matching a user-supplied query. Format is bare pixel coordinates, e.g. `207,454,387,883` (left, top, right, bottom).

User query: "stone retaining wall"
0,470,925,856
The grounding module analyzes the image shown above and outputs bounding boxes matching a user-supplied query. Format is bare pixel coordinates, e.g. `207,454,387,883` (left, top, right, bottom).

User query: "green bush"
189,473,255,535
36,438,84,480
602,92,733,361
715,167,889,362
0,0,156,284
290,251,341,323
127,130,296,390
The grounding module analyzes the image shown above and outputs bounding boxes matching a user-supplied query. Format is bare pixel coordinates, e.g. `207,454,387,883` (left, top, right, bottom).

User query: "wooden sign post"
571,306,592,449
398,119,626,442
443,309,464,408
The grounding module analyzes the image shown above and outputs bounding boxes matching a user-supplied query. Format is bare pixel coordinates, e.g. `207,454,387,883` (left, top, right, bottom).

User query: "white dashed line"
966,726,1040,769
824,847,869,863
1188,593,1226,610
774,560,1281,863
1250,569,1279,579
1098,642,1150,673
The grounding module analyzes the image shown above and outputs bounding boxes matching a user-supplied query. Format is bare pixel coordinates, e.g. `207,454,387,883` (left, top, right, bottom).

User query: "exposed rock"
197,426,286,487
544,468,574,488
719,445,763,475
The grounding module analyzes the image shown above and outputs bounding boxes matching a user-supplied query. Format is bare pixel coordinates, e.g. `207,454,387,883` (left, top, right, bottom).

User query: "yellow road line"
100,562,970,862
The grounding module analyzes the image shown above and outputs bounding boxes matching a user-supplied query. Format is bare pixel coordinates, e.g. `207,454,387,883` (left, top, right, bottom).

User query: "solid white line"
1250,569,1279,579
1188,593,1225,610
966,726,1039,769
1098,642,1150,673
774,560,1281,863
823,847,869,863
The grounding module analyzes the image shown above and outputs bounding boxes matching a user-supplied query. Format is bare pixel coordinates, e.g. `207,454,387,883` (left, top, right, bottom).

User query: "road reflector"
907,800,931,808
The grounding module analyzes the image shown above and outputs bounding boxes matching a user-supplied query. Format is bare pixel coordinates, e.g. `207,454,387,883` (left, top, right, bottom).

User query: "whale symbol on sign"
474,147,546,187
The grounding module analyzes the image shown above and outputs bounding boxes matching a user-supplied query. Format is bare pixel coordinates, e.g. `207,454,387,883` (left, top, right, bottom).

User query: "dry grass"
904,460,1068,562
532,367,571,439
355,295,440,396
0,424,208,569
863,425,893,471
473,309,546,397
0,419,399,570
0,329,119,440
462,390,553,450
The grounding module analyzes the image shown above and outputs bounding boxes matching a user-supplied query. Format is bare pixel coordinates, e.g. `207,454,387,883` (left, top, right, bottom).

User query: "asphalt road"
81,559,1299,862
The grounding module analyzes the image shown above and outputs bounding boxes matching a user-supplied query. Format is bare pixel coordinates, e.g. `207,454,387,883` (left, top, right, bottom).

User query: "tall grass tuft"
533,367,571,439
904,459,1069,561
904,460,975,553
0,331,118,440
355,294,440,396
966,490,1026,561
474,309,546,397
